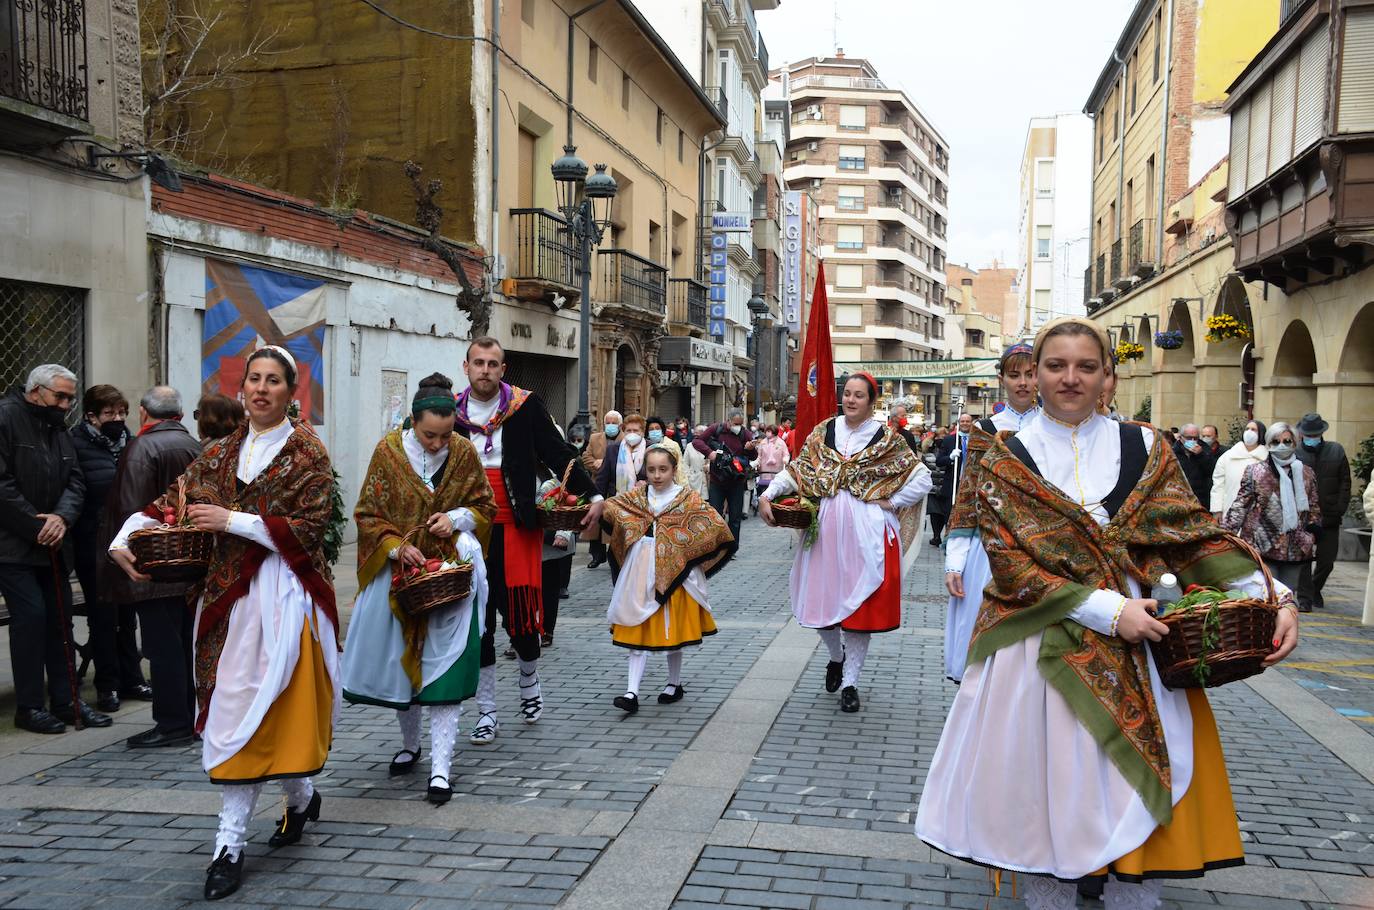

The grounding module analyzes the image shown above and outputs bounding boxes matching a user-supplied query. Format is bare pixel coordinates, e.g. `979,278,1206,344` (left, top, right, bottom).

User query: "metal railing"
0,0,89,121
668,278,708,331
1110,238,1123,283
1084,265,1094,303
1128,218,1155,273
1095,253,1106,294
757,33,769,75
0,278,85,405
509,209,577,288
790,73,887,91
705,85,728,125
597,249,667,318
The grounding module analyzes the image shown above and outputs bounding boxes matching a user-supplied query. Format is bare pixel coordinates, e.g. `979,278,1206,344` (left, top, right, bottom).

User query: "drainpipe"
1114,47,1127,255
1155,0,1176,275
490,0,501,290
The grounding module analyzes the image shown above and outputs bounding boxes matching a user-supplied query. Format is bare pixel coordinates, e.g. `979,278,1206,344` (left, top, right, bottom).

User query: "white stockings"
476,664,497,716
428,705,461,786
625,651,648,697
214,777,315,859
817,627,844,662
1103,878,1162,910
665,651,683,691
841,631,871,689
396,706,422,755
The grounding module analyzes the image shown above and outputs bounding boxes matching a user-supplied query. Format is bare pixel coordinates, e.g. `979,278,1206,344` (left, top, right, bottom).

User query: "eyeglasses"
39,385,76,404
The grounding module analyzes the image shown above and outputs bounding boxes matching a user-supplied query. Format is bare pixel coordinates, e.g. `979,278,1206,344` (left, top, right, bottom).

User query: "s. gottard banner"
833,359,1000,380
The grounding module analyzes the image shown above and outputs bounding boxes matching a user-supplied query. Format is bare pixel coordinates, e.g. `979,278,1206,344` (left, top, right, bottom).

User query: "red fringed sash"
485,468,543,634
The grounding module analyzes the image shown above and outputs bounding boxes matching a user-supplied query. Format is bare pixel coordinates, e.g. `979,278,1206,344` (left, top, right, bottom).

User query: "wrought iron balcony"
1128,218,1156,277
668,278,708,333
508,209,579,305
0,0,89,128
705,85,728,125
597,249,667,321
1095,253,1106,295
1083,264,1094,304
1110,238,1123,285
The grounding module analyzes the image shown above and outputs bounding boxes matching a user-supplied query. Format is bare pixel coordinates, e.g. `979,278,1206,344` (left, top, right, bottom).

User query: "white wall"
638,0,705,84
1051,113,1092,323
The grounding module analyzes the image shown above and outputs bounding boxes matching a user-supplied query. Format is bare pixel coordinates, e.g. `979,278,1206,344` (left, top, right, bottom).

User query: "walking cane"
48,548,83,730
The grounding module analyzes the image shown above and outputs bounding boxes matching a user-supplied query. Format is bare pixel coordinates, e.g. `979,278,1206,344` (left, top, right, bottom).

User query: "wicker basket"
393,527,474,618
770,499,815,530
536,461,591,531
128,479,215,582
1150,534,1280,689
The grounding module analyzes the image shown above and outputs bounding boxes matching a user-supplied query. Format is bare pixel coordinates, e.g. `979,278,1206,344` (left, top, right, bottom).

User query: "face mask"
647,430,663,444
1302,435,1321,449
604,424,620,438
1270,443,1295,459
39,406,67,427
99,420,126,442
1183,439,1199,451
729,424,742,435
1242,429,1259,447
1201,435,1215,446
624,432,643,447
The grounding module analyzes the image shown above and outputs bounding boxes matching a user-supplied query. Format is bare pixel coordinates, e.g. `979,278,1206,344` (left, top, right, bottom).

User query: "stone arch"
1164,299,1196,360
1338,301,1374,373
613,342,639,415
1137,314,1155,361
1269,318,1318,422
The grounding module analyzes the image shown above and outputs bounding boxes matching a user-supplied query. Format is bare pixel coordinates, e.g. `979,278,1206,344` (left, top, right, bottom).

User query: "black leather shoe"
840,686,861,713
267,790,321,848
204,848,243,901
15,708,65,735
825,658,844,693
657,684,685,705
96,691,120,713
120,684,154,701
427,775,452,805
53,702,113,729
389,747,421,776
587,556,605,569
127,727,196,749
613,693,639,715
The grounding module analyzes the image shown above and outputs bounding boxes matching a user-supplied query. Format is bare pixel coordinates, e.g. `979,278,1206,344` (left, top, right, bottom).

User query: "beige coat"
582,431,609,476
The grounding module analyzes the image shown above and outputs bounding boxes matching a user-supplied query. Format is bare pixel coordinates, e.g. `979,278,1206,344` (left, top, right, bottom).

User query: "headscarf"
1031,316,1112,366
1266,421,1309,533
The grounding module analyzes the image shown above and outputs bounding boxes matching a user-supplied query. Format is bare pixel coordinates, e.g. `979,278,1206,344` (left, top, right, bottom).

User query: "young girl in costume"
601,445,734,714
342,373,496,805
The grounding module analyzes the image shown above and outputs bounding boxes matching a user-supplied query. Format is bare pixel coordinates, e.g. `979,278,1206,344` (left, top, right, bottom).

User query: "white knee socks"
396,706,421,755
626,651,648,697
476,664,497,716
429,704,461,786
665,651,683,688
816,627,844,662
1103,878,1162,910
1024,876,1076,910
841,631,871,689
280,776,314,811
215,783,262,859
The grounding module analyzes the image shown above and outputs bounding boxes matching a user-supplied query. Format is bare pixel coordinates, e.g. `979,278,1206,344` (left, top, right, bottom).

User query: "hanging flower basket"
1154,330,1185,350
1204,314,1250,344
1114,341,1145,363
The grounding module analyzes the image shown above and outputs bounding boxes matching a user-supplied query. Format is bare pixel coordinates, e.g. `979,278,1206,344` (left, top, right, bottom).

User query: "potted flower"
1154,330,1184,350
1114,340,1145,363
1204,313,1250,344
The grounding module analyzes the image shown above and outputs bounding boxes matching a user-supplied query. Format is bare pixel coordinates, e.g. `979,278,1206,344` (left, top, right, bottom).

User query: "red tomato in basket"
562,493,580,506
424,558,443,573
163,510,176,524
778,497,798,507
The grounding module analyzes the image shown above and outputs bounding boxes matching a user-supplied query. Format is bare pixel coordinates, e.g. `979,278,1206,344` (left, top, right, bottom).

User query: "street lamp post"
747,293,768,423
552,145,617,442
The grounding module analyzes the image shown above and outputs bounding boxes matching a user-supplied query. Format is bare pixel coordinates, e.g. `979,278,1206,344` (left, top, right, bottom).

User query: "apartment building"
774,53,952,361
1016,115,1092,338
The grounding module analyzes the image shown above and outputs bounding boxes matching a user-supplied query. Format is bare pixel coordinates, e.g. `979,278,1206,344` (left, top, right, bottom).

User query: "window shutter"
1338,9,1374,132
1295,25,1329,150
1268,56,1297,175
1246,81,1271,193
1229,101,1250,199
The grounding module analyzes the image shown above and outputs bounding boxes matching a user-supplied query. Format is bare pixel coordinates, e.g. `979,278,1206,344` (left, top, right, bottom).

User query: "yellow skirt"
209,621,333,784
611,587,717,652
1094,688,1243,881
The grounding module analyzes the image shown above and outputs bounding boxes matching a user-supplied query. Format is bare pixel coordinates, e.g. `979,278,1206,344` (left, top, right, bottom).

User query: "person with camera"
691,410,757,549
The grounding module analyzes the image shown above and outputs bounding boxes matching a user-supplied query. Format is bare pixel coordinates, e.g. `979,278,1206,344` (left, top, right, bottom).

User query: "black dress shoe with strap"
53,702,112,729
824,656,844,694
14,708,65,735
267,790,321,848
657,684,685,704
204,848,243,901
840,686,861,713
389,747,421,777
613,693,639,715
427,775,452,805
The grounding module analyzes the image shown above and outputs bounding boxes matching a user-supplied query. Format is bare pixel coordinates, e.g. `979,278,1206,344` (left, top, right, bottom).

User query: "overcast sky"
756,0,1138,269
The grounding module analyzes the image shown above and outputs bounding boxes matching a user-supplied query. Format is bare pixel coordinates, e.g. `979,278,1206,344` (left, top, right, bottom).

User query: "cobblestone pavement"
2,518,1374,908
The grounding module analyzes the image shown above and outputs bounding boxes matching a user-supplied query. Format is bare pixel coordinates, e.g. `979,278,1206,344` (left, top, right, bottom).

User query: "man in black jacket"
1295,412,1351,610
455,337,601,746
102,386,204,747
692,410,757,548
932,414,973,546
1173,424,1216,508
0,364,109,733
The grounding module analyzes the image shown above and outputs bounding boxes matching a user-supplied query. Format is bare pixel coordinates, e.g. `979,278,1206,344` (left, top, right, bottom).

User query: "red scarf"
484,467,543,634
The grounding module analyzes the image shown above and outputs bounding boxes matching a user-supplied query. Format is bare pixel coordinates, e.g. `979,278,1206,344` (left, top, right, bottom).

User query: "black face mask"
39,406,67,427
99,420,126,442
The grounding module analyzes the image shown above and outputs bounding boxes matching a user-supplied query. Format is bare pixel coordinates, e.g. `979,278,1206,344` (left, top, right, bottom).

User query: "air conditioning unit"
810,179,823,189
807,141,818,152
1201,227,1218,245
887,187,902,198
808,105,822,119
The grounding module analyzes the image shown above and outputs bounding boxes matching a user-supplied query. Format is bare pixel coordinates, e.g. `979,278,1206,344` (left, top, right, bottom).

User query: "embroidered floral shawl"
602,486,734,602
786,417,924,553
354,430,496,688
147,421,337,732
969,431,1260,824
946,424,997,535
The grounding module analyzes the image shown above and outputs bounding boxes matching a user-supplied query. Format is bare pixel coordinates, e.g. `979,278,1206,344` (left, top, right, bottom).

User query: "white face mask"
1270,443,1295,459
623,432,643,447
1201,435,1215,446
729,424,742,435
1242,429,1259,447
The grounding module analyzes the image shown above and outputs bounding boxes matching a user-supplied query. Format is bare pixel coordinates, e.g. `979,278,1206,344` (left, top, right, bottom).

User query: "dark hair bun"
416,372,453,393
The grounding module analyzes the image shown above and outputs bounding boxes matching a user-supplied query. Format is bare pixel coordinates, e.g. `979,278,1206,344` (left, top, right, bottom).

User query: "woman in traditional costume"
110,346,339,901
915,318,1300,910
342,373,496,805
942,342,1038,682
759,373,931,713
602,445,734,714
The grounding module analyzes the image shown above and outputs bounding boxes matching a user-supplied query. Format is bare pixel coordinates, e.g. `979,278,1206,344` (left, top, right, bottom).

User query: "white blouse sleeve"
889,464,932,509
447,507,477,532
1069,589,1128,636
225,511,279,553
109,513,159,551
944,535,973,574
762,471,797,501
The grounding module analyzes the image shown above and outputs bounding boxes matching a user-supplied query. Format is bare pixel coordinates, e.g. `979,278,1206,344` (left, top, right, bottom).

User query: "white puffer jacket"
1210,441,1269,514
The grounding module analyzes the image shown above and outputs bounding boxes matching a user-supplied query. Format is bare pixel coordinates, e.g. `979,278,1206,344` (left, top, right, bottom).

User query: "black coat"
457,392,596,529
100,420,204,602
934,433,970,507
1297,440,1352,529
0,388,85,566
1173,442,1216,508
69,421,128,535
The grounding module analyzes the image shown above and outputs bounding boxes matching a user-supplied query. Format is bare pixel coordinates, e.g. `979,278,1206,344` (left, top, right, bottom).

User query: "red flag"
790,261,836,457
